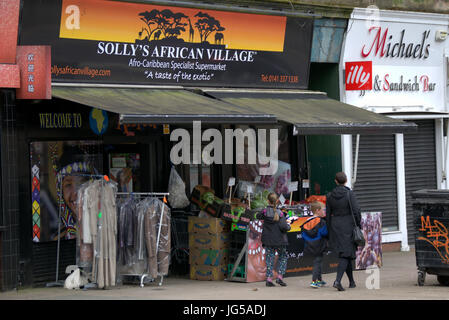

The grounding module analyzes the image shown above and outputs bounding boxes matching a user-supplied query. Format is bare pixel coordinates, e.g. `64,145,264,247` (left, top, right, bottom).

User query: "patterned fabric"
31,164,41,242
56,161,93,240
265,246,288,278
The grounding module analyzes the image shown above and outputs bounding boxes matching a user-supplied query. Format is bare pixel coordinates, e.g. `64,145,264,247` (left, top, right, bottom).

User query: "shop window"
189,164,212,193
30,140,103,242
235,124,291,198
109,153,141,193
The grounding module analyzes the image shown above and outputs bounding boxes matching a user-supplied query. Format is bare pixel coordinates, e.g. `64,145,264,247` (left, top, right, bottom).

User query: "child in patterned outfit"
256,192,291,287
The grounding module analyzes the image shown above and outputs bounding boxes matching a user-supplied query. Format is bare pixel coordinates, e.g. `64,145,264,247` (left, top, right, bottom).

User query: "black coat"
326,185,361,259
256,206,290,247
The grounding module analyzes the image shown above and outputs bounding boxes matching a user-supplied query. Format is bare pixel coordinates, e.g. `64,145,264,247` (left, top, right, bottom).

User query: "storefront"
0,0,417,289
340,8,449,250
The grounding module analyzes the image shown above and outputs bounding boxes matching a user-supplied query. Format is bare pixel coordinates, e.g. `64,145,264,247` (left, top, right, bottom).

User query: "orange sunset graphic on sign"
60,0,286,52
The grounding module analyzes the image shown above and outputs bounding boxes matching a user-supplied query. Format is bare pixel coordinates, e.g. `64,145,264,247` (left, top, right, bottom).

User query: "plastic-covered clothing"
116,196,171,281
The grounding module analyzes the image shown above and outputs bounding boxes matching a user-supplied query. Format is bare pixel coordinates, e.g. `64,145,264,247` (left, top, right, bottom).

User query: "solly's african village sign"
19,0,313,88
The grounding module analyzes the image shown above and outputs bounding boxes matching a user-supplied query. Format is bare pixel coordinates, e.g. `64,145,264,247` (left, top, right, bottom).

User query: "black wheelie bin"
412,189,449,286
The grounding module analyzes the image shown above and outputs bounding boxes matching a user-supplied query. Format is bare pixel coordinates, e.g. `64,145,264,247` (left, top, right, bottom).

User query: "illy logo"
345,61,372,91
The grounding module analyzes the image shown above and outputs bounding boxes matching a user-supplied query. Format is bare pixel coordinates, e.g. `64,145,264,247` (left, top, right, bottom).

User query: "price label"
279,194,286,205
254,175,261,183
302,179,310,189
246,184,254,194
288,181,298,192
228,177,236,187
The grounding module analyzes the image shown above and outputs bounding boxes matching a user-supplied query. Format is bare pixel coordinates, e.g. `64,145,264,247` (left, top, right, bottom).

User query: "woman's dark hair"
335,171,347,185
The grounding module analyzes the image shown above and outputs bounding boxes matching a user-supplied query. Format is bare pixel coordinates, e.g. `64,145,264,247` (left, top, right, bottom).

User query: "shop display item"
75,178,118,289
190,265,228,281
188,216,230,281
115,193,171,287
188,216,230,235
355,212,382,270
167,166,190,209
189,232,231,250
190,185,215,210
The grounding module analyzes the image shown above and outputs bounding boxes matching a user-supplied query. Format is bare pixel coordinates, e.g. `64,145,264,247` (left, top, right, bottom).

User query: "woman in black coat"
326,172,361,291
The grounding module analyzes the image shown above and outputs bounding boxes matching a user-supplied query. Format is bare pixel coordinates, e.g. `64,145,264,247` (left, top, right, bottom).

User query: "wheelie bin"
412,189,449,286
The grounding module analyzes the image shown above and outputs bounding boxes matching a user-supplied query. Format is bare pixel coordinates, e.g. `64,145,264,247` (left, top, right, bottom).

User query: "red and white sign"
345,61,372,91
16,46,52,99
341,9,447,112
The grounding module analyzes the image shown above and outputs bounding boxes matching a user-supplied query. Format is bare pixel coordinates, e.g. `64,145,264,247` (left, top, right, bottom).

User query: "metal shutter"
352,134,398,231
404,120,437,245
32,240,76,286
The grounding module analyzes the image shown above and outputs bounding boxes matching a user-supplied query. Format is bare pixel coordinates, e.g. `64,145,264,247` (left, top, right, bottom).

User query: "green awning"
203,89,417,134
52,86,417,134
51,86,276,124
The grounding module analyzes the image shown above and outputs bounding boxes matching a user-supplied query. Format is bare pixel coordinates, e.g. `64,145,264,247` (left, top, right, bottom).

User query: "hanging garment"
143,198,171,279
117,196,147,276
82,179,117,289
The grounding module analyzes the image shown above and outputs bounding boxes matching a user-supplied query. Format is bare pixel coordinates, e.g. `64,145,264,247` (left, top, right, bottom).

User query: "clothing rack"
116,192,169,287
46,173,106,288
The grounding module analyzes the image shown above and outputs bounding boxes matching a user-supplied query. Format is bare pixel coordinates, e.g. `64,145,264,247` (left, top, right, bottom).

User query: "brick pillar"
0,89,20,291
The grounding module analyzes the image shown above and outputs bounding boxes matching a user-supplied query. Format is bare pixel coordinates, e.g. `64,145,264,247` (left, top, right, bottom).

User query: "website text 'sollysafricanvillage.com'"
51,65,111,78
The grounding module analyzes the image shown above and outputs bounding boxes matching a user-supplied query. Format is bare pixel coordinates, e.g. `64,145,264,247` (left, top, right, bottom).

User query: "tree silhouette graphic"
194,12,225,44
138,9,188,41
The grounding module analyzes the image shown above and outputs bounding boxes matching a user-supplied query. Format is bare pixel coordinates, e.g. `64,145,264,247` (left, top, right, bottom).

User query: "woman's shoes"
349,281,356,288
276,278,287,287
266,279,287,287
333,281,345,291
266,280,275,287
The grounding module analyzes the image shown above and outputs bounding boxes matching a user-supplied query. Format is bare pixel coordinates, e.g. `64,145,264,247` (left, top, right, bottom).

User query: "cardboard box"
189,232,230,249
204,199,224,218
221,205,255,225
188,216,230,234
190,264,227,281
189,247,229,266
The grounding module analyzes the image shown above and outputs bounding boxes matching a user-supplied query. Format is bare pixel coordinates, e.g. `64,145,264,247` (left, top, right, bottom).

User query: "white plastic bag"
64,267,88,290
167,167,190,209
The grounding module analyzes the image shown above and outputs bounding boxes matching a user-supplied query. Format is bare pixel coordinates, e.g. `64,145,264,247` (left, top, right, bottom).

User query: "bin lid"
412,189,449,200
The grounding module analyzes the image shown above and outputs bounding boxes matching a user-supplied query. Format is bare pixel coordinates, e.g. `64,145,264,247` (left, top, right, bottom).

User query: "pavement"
0,248,448,301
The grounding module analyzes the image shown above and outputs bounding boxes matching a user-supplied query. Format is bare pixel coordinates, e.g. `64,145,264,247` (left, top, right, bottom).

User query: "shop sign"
39,112,82,129
361,27,431,60
89,108,108,135
16,45,52,99
345,61,372,91
19,0,313,89
342,9,448,111
0,0,20,64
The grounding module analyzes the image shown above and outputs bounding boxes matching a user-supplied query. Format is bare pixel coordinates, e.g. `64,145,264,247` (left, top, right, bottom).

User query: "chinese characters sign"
16,46,52,99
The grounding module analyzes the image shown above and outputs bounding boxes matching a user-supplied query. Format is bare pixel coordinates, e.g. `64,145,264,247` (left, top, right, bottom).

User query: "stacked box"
190,265,228,281
188,216,230,281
